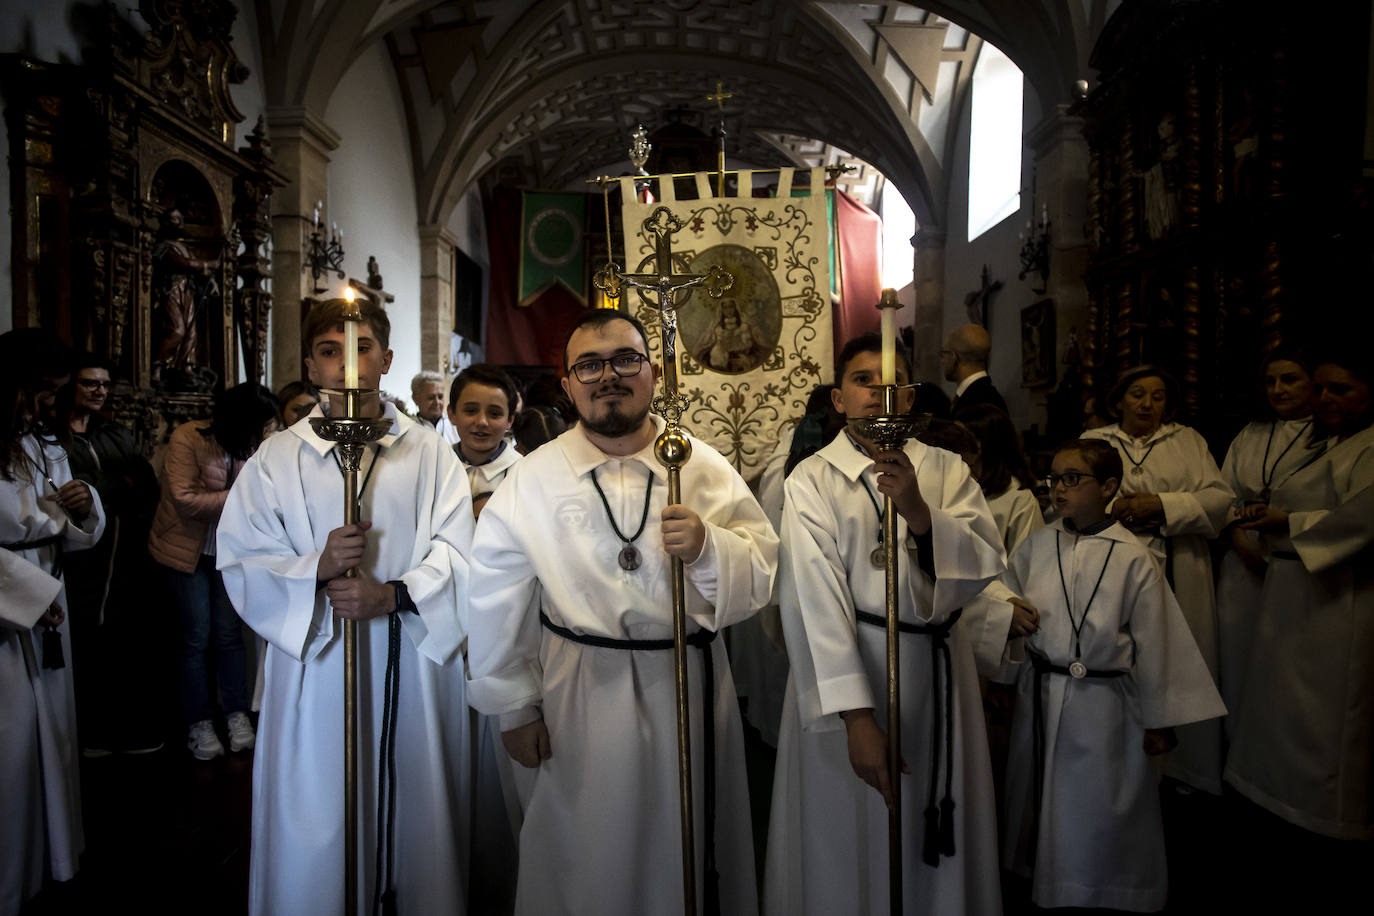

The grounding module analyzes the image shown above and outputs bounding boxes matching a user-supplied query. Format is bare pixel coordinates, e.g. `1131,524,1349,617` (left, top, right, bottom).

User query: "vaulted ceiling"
254,0,1118,228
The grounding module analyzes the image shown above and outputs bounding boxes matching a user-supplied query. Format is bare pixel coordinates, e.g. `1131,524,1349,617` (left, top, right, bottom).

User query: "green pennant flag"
518,192,587,306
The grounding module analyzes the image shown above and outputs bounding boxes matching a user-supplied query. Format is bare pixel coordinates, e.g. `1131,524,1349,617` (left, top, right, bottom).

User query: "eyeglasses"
569,352,648,384
77,379,112,391
1044,471,1100,489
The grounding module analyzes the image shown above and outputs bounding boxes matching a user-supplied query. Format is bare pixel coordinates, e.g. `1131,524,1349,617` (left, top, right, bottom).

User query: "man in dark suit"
942,323,1009,416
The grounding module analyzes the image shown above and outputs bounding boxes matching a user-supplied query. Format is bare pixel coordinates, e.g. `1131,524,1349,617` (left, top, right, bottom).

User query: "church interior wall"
939,75,1045,433
323,40,423,403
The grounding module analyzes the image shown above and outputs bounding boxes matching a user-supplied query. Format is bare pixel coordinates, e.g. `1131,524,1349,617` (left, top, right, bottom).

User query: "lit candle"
314,201,321,229
879,288,898,385
343,288,360,390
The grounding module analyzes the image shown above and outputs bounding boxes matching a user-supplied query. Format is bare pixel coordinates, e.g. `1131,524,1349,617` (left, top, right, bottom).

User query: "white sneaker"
227,712,256,753
187,719,225,760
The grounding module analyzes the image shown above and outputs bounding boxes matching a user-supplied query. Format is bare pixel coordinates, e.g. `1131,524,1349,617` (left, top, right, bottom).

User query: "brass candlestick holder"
847,382,923,916
308,307,393,916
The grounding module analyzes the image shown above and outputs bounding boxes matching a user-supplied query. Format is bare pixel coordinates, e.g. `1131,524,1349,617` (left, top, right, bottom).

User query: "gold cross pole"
705,81,732,195
594,205,732,916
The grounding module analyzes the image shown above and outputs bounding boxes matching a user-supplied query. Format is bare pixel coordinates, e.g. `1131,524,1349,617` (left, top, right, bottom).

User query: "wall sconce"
1018,203,1050,294
306,200,347,294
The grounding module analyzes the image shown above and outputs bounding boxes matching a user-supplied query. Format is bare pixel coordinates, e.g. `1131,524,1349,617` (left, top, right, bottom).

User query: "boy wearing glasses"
466,308,778,915
997,439,1224,911
764,333,1007,916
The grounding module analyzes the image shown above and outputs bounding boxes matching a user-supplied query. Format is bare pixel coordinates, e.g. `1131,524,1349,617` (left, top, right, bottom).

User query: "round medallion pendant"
870,545,887,568
618,545,642,571
1259,487,1272,503
1068,659,1088,679
1130,465,1144,477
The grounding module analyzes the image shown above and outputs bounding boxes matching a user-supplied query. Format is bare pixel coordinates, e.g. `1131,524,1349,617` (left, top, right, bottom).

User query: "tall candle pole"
309,290,391,916
849,288,921,916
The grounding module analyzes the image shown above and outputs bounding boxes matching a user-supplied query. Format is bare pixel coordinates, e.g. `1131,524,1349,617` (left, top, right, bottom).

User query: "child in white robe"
218,299,475,916
448,363,526,910
1000,439,1226,911
764,334,1007,916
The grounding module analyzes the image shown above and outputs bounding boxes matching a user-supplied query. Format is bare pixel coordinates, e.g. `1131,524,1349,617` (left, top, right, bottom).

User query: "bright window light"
967,41,1023,241
879,182,917,291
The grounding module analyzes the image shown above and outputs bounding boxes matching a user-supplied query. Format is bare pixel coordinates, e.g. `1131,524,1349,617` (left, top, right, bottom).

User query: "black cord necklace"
1055,530,1117,678
590,466,655,571
857,477,887,568
1121,432,1159,479
1259,418,1312,501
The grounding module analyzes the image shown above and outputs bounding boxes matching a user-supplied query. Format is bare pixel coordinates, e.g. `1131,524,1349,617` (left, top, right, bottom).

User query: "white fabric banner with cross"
616,167,834,482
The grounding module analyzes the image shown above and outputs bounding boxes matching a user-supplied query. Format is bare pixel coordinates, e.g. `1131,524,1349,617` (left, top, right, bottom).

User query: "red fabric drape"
484,185,586,369
832,189,884,347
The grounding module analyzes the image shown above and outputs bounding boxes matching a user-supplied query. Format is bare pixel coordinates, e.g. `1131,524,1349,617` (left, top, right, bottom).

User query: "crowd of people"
2,312,1369,915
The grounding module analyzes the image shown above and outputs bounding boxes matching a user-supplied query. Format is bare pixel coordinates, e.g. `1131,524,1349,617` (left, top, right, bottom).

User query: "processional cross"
592,205,732,916
594,206,733,421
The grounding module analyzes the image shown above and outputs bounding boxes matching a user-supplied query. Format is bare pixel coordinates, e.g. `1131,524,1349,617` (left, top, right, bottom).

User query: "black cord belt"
2,532,65,579
539,610,722,915
1027,650,1126,864
855,607,963,867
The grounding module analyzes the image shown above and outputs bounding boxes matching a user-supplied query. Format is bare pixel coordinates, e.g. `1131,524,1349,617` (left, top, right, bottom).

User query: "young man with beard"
466,308,778,915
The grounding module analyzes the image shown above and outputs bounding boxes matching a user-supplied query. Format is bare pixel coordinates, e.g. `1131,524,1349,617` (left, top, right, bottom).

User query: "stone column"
911,227,946,383
1026,105,1091,380
264,106,340,386
417,224,458,376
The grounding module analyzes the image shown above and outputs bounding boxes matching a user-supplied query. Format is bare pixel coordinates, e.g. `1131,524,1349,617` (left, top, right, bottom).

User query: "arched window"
967,41,1024,241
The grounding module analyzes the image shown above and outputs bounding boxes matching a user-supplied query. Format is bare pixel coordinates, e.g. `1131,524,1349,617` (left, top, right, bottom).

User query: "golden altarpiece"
3,0,283,444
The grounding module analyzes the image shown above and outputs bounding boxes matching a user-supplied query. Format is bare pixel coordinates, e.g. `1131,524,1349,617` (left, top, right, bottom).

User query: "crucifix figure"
597,206,733,421
964,263,1003,329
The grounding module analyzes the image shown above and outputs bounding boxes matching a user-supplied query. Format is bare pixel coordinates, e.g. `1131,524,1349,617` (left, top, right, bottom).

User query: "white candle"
344,319,359,390
880,293,896,386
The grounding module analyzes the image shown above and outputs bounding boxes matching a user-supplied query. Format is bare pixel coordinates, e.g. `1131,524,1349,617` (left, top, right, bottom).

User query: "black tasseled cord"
373,611,402,916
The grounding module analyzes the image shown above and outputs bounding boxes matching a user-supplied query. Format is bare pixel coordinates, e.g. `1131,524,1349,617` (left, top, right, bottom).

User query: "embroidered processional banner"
616,167,834,483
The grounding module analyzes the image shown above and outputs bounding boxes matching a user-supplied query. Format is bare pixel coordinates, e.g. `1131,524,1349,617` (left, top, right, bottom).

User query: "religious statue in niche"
1142,111,1182,240
152,207,221,388
676,243,781,375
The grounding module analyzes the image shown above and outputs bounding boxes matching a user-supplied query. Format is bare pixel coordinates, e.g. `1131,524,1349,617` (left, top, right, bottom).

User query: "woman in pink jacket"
149,383,278,761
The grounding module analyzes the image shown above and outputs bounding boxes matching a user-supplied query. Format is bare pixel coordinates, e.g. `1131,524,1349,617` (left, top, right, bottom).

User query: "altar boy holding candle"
217,297,476,916
764,331,1008,916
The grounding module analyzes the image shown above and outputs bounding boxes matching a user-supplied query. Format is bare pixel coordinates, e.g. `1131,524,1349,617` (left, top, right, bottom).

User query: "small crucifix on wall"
964,263,1002,329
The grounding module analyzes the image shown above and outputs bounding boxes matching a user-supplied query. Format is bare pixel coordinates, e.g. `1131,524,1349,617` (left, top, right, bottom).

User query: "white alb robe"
1083,422,1233,791
1225,424,1374,839
1215,417,1320,725
1000,520,1226,910
1,435,105,913
217,405,474,916
962,481,1047,676
986,480,1045,555
467,417,778,916
458,439,528,908
728,423,794,745
764,433,1007,916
